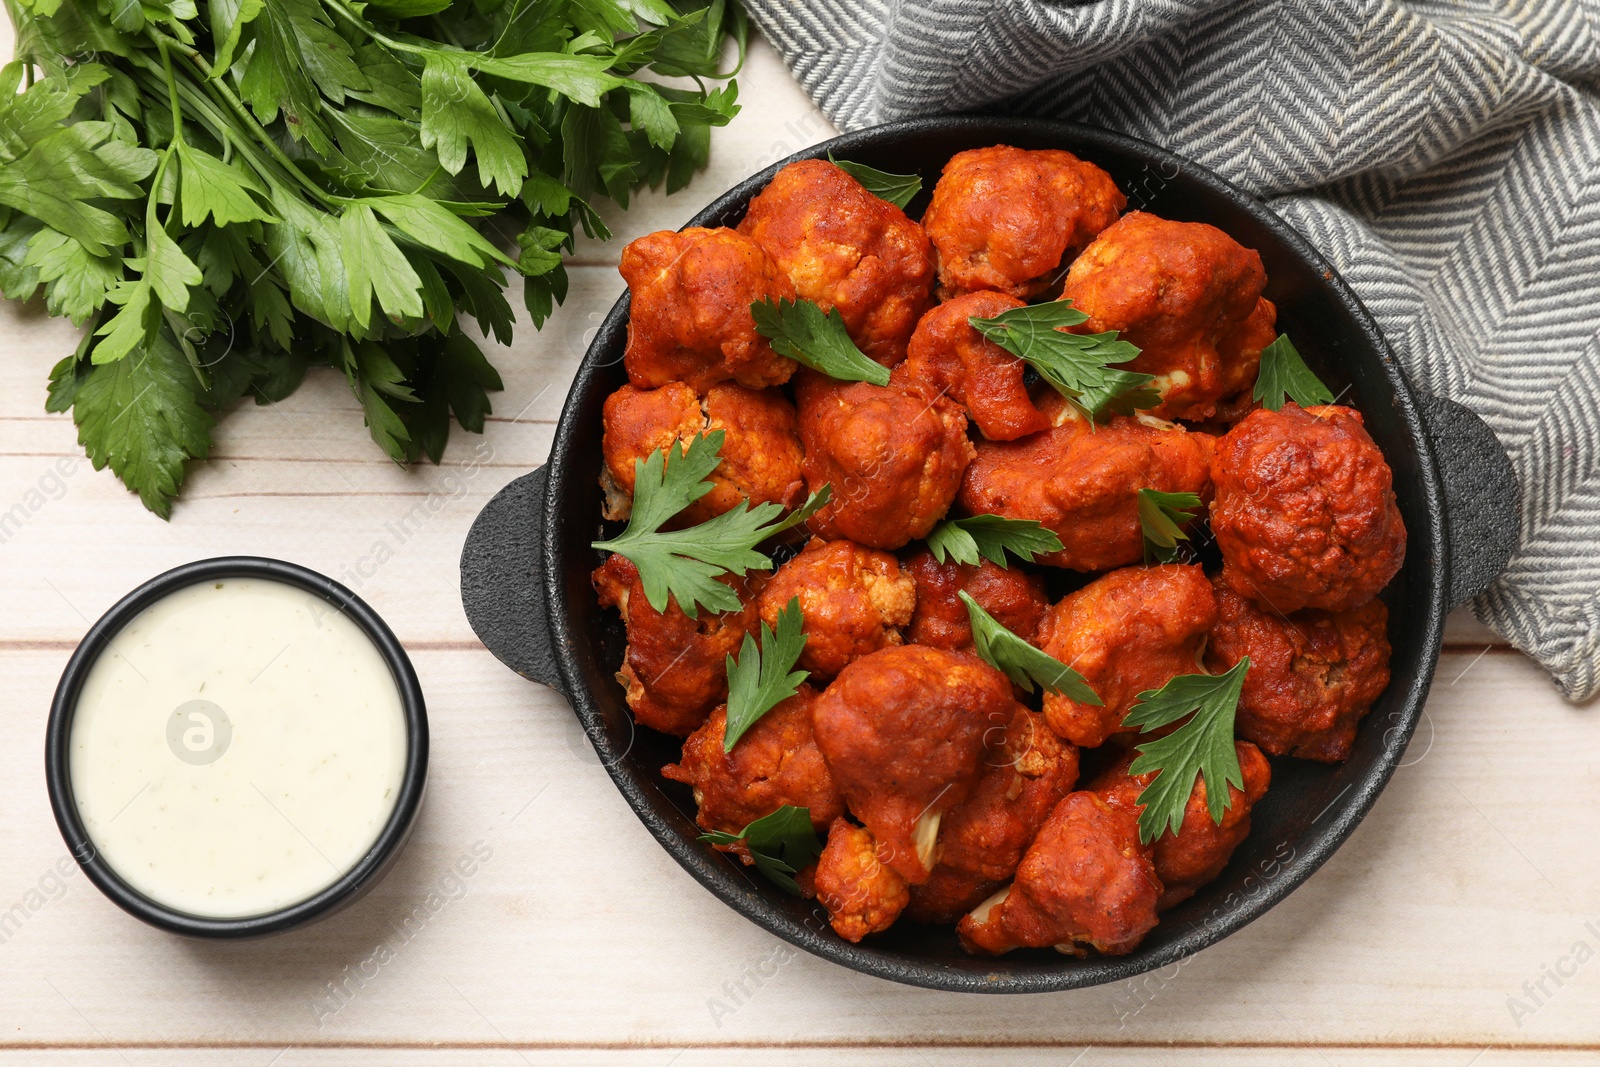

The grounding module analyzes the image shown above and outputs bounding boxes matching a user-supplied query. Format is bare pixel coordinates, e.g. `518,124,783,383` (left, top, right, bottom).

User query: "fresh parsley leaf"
339,337,414,462
828,153,922,209
699,805,823,895
626,427,724,531
208,0,264,74
24,229,121,325
592,431,832,618
1253,333,1334,411
235,0,342,155
1138,488,1203,564
93,212,204,366
0,122,152,255
70,331,213,518
142,223,204,314
969,300,1159,420
340,202,424,330
1122,659,1252,844
365,194,517,272
926,514,1063,568
420,51,529,198
93,280,157,365
471,53,627,110
723,597,809,752
0,208,41,299
960,591,1101,702
750,296,890,386
175,142,275,228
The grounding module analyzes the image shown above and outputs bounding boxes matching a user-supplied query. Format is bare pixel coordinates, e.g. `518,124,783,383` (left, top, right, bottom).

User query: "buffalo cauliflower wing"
757,538,916,680
796,373,974,550
815,818,910,942
1207,582,1392,762
1060,211,1277,421
600,381,805,524
662,686,845,836
901,548,1049,652
1091,741,1272,910
811,645,1017,883
738,159,934,366
907,708,1079,924
1036,564,1219,748
902,291,1053,441
620,227,797,390
592,555,761,737
957,792,1161,957
958,400,1214,571
1210,402,1406,613
922,145,1125,299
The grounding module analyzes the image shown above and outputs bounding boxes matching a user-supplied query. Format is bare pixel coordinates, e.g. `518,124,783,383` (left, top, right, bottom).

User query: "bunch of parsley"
0,0,742,516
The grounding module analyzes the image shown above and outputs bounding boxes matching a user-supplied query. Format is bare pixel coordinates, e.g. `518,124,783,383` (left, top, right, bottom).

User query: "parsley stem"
126,60,302,215
155,38,184,148
322,0,432,56
140,29,342,210
177,63,334,208
145,147,174,241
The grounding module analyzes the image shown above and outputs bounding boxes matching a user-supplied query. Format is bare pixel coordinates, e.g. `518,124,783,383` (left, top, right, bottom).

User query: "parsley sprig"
1121,659,1252,844
827,154,922,209
722,597,810,751
926,514,1063,568
699,805,823,895
2,0,743,516
750,296,891,386
968,301,1160,420
1254,333,1335,411
960,591,1101,702
1137,489,1203,564
592,431,830,618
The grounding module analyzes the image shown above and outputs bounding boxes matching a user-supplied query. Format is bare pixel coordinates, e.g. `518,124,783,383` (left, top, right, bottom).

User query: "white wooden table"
2,26,1596,1067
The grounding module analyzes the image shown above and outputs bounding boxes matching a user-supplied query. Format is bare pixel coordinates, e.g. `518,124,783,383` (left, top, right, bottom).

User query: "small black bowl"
45,556,429,938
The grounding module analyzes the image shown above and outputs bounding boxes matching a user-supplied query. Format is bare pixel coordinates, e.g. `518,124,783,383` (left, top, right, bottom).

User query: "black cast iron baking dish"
46,556,430,938
461,116,1520,992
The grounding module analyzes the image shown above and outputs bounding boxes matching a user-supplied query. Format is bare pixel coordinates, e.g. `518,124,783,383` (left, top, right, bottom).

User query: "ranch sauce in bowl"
64,573,411,922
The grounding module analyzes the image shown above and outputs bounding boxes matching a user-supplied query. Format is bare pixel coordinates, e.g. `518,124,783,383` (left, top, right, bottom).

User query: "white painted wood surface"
1,22,1595,1067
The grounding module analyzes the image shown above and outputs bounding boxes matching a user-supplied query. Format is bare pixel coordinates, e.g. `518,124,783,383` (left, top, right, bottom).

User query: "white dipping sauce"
69,577,407,919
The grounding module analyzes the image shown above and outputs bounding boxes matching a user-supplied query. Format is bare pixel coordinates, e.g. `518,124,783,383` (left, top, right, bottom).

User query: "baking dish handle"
1417,394,1520,608
460,465,568,696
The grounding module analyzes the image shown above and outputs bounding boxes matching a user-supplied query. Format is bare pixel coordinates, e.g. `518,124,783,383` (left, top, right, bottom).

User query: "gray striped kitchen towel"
741,0,1600,702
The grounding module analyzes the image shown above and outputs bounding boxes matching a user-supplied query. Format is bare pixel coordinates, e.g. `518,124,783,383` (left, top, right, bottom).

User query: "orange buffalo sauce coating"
957,792,1161,957
1061,211,1276,422
591,555,761,738
662,687,844,837
958,401,1214,572
815,819,910,942
906,708,1078,924
796,373,973,551
1210,402,1406,613
1208,582,1392,763
757,538,915,681
620,227,797,391
900,549,1049,653
810,645,1016,884
1091,741,1272,910
739,159,934,367
902,291,1053,441
1036,564,1218,748
922,145,1125,300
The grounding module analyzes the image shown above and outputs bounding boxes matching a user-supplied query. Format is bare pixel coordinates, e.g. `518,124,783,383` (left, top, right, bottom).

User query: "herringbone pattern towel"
742,0,1600,701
